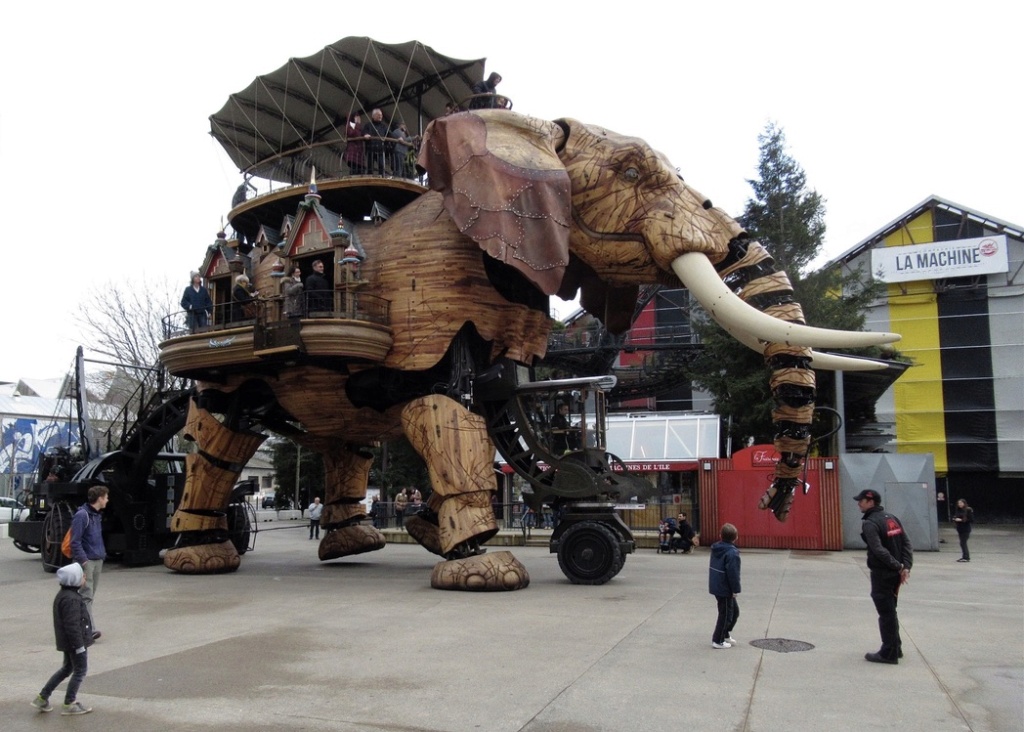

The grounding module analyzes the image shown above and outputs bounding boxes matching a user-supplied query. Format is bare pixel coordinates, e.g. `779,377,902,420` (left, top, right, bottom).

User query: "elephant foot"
318,524,386,561
430,551,529,591
164,540,240,574
758,478,797,522
404,513,444,557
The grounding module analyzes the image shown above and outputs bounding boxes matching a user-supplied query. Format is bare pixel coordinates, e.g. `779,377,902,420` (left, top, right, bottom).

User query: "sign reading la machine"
871,235,1009,284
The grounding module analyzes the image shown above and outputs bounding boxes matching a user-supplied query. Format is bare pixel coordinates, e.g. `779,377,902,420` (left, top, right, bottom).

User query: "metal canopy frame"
209,37,486,184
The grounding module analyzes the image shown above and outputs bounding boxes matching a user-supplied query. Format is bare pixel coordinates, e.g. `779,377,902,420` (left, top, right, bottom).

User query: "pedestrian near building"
308,497,323,540
70,484,107,641
31,562,95,715
854,489,913,665
369,495,382,529
394,489,409,528
953,498,973,562
708,523,741,649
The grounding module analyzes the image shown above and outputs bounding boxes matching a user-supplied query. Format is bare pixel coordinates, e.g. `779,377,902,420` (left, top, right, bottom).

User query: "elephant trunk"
672,237,874,521
717,236,813,521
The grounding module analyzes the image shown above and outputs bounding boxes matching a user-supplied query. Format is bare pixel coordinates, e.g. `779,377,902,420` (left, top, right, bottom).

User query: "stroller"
657,518,678,553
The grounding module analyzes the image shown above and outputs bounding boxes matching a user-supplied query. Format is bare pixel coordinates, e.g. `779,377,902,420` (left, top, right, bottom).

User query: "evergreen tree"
685,122,880,449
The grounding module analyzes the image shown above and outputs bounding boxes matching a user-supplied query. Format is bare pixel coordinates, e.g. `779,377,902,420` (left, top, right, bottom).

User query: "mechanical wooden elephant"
160,110,898,589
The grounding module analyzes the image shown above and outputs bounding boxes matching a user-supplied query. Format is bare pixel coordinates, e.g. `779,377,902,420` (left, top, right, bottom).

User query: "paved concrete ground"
1,522,1021,732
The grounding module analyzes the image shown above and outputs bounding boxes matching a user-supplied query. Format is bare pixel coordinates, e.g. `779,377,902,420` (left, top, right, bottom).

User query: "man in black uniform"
854,489,913,664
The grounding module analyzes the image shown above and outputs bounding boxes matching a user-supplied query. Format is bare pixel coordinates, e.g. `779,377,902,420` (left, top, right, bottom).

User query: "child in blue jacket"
708,523,741,649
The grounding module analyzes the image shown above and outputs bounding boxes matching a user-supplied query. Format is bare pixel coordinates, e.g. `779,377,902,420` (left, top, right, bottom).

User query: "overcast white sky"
1,1,1019,382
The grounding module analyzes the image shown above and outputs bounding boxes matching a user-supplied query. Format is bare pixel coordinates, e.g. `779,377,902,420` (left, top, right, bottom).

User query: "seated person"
658,517,678,552
549,402,580,454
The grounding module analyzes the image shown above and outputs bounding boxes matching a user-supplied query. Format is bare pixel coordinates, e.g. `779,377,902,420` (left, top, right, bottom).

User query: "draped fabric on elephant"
419,113,572,296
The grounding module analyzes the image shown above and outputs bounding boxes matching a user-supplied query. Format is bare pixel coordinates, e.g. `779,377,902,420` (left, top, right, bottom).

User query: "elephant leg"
309,438,386,560
401,395,528,591
164,401,266,573
717,240,816,522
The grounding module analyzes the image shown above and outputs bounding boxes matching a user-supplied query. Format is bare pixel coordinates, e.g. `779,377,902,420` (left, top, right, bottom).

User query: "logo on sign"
978,238,998,257
752,450,778,467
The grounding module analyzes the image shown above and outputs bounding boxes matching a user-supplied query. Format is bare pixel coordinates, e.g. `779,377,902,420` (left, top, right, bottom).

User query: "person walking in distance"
952,498,973,562
708,523,741,649
31,562,95,715
70,483,107,641
854,489,913,664
308,496,323,540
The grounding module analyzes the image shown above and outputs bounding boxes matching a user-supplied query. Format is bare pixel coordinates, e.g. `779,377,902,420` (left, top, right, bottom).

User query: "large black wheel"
557,520,623,585
41,502,74,573
226,503,253,555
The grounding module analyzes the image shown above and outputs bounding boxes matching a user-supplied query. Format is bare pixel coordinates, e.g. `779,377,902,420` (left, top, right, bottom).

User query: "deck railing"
163,291,391,340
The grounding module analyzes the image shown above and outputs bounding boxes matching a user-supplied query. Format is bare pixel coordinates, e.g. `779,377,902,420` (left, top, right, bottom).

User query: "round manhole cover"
750,638,815,653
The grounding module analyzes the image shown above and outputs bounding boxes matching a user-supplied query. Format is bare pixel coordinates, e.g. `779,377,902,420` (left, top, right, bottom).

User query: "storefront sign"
871,235,1008,284
610,461,696,472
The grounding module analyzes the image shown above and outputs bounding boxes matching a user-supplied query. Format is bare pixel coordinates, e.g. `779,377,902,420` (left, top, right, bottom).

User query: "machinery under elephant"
159,110,898,590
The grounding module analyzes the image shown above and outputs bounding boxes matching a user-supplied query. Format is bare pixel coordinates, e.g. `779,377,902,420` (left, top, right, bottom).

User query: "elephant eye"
624,167,640,182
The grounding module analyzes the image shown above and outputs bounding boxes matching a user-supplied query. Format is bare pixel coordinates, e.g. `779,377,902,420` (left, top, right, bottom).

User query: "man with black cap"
854,488,913,664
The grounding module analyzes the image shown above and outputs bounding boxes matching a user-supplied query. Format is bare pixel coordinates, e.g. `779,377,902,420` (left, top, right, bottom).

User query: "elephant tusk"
730,329,888,371
671,253,901,349
807,351,888,372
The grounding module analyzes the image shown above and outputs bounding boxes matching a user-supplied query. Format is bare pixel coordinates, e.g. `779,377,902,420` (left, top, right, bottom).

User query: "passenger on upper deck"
305,259,331,314
180,272,213,333
282,266,304,318
231,274,258,322
231,176,256,208
469,72,502,109
361,109,391,176
344,113,365,175
390,122,419,178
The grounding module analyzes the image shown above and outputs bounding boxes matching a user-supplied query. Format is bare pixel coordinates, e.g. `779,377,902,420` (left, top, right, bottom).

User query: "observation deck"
160,289,394,381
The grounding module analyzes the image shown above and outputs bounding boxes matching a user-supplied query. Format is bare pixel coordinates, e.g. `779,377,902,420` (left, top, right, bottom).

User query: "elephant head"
419,111,899,521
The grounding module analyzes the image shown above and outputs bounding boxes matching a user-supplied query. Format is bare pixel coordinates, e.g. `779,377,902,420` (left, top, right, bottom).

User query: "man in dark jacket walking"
70,484,107,640
855,489,913,664
32,562,95,715
708,522,741,649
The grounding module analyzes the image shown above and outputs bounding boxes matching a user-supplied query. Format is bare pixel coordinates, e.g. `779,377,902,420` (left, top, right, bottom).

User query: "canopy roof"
210,37,486,184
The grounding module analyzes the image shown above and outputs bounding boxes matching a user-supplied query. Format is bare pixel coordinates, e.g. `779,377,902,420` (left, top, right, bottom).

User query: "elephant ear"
418,111,571,296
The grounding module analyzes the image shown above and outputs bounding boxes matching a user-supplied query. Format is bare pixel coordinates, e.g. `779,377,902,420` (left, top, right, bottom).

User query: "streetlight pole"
294,442,301,511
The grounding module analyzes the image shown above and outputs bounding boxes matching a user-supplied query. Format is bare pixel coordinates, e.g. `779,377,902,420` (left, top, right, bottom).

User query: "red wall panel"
698,446,842,550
